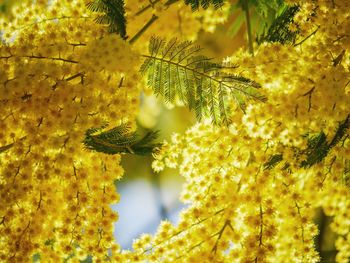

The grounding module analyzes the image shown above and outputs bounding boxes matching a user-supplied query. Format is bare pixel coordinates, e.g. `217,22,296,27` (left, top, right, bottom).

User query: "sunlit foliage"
0,0,349,262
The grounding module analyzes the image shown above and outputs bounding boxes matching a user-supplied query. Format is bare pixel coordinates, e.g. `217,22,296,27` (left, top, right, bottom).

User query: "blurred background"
113,10,246,249
0,0,338,261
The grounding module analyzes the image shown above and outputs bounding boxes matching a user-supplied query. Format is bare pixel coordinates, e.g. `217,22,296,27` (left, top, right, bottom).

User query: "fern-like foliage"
257,5,299,44
83,124,161,155
86,0,127,38
228,0,286,39
140,37,266,125
184,0,224,10
300,115,350,168
264,115,350,169
264,154,283,170
300,131,329,168
252,0,285,18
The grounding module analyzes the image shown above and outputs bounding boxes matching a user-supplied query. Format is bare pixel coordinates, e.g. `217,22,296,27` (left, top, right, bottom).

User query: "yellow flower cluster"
150,121,323,262
80,35,139,73
0,0,140,261
1,0,349,262
144,1,350,262
126,0,230,50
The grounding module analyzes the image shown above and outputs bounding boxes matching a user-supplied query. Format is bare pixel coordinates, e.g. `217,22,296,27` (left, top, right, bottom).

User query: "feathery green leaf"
86,0,127,38
140,36,266,125
264,116,350,170
257,5,299,44
184,0,224,10
301,115,350,168
264,154,283,170
83,124,161,155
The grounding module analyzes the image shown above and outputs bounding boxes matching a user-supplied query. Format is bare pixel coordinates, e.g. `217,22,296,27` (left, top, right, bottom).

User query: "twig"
0,136,27,154
242,0,254,56
0,143,14,154
129,15,158,44
211,220,231,253
130,0,180,44
0,54,78,64
302,86,315,112
294,27,319,46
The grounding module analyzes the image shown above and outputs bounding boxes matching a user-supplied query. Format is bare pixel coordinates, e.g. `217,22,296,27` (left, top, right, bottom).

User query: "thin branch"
0,136,27,154
129,14,158,44
242,0,254,56
211,220,231,253
302,86,315,112
64,72,85,83
294,27,319,46
9,16,91,32
0,54,78,64
142,208,226,254
0,142,14,154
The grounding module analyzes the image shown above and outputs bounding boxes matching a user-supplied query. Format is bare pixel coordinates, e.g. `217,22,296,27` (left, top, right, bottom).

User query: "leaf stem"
242,0,254,56
129,14,158,44
131,0,179,43
141,54,265,100
294,27,319,46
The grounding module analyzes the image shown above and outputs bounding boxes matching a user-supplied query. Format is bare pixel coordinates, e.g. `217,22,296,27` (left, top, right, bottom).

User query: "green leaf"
227,12,245,38
264,154,283,170
184,0,224,10
301,116,350,167
254,0,285,18
264,116,350,170
257,5,300,44
86,0,127,38
83,124,161,156
140,36,266,126
300,131,329,168
228,0,287,40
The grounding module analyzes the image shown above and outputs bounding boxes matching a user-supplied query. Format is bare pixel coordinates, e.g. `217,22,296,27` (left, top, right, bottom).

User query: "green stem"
243,0,254,56
294,27,319,46
129,14,158,44
131,0,179,44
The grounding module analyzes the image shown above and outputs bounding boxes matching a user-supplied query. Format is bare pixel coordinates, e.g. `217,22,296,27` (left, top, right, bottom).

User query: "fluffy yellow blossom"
0,0,140,261
142,1,350,262
1,0,350,262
